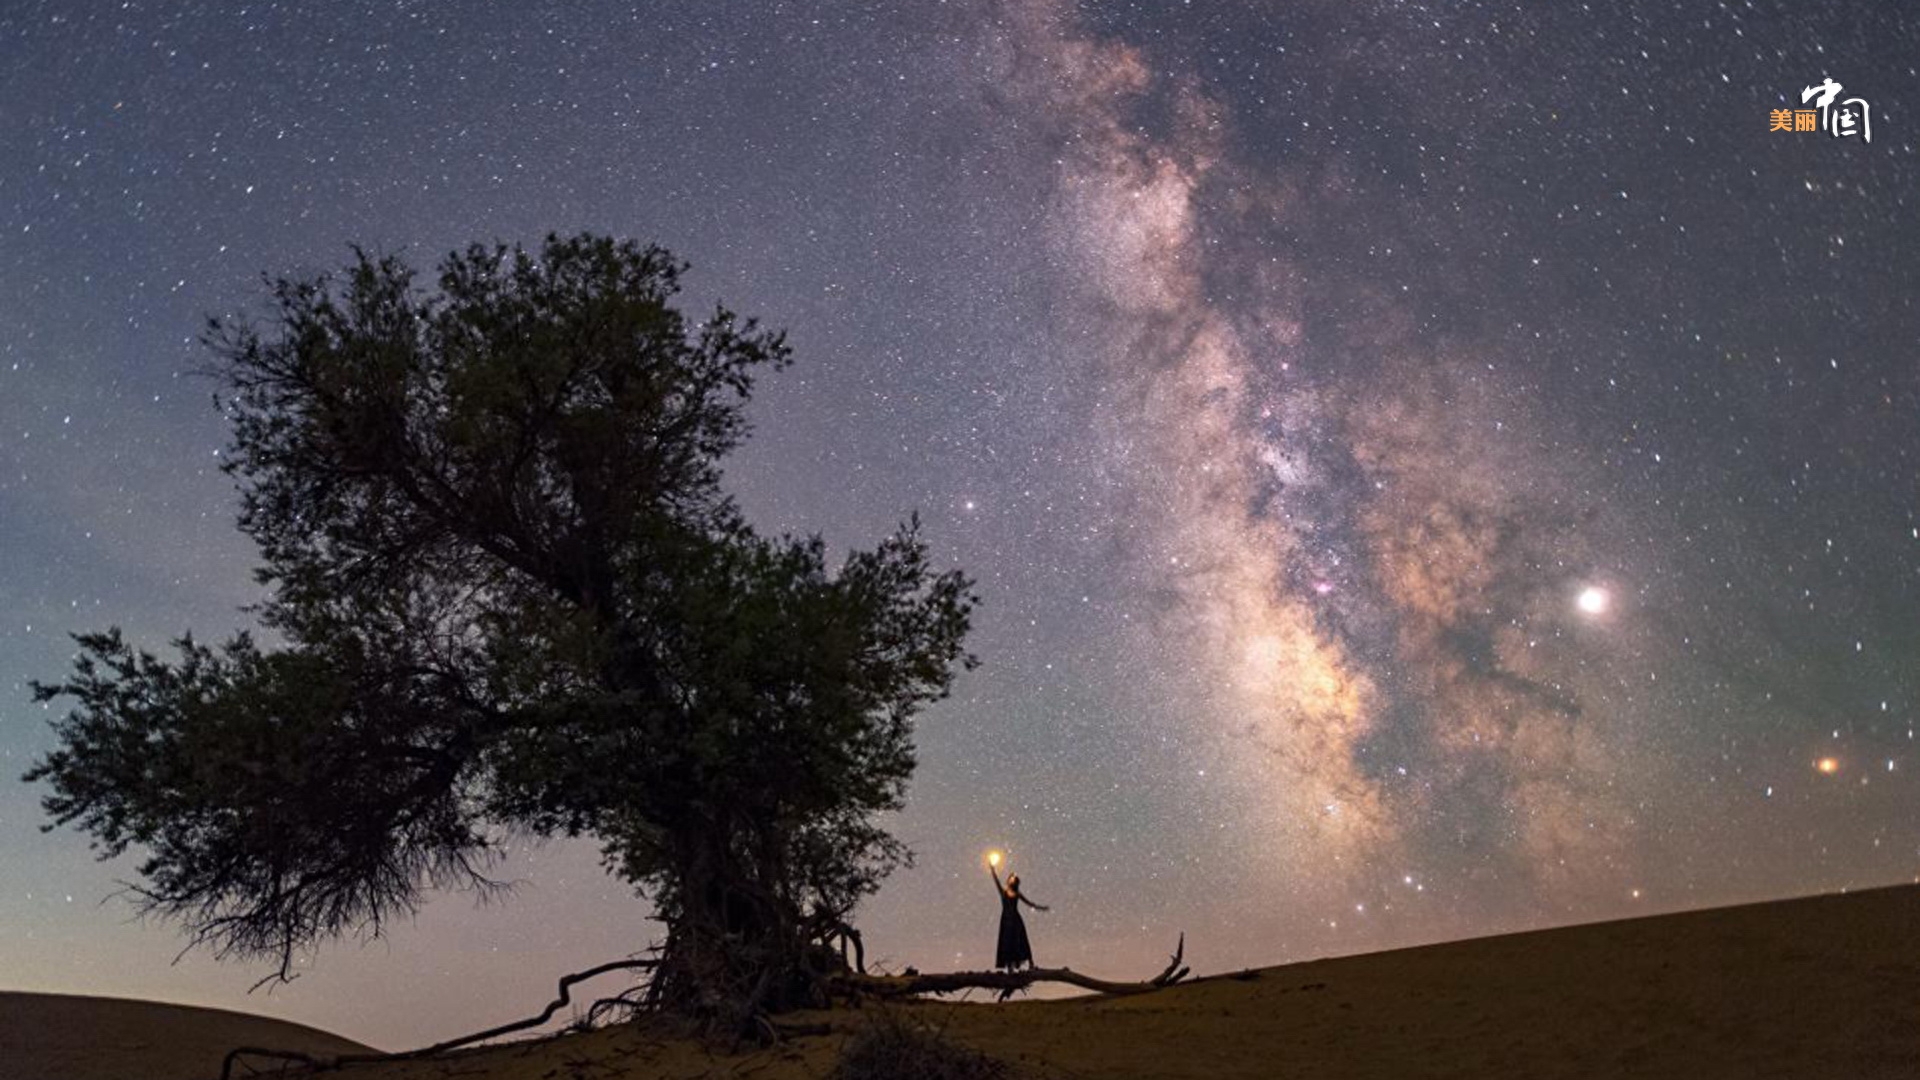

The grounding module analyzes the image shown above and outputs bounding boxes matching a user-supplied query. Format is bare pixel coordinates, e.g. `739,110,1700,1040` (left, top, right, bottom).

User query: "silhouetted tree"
24,234,976,1034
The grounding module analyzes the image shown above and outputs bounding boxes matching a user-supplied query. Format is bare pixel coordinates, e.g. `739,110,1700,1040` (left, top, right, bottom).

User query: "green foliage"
26,628,494,980
25,234,977,998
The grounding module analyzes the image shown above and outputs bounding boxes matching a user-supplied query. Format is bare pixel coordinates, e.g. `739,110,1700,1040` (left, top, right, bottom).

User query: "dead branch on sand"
218,935,1187,1077
833,933,1190,1001
219,957,657,1080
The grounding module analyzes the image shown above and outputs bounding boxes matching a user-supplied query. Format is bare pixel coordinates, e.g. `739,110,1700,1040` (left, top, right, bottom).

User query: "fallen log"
835,933,1188,1000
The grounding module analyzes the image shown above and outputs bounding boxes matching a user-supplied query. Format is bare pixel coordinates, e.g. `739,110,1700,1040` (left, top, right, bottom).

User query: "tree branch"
834,933,1188,1000
219,956,657,1080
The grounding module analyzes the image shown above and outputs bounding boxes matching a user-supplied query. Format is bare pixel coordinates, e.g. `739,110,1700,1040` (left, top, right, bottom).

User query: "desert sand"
12,883,1920,1079
0,991,374,1080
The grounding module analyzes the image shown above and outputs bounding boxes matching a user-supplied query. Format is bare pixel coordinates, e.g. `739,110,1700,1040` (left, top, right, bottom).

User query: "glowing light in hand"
986,850,1003,867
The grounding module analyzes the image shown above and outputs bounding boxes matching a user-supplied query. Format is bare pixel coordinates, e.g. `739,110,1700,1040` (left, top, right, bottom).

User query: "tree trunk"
648,832,837,1035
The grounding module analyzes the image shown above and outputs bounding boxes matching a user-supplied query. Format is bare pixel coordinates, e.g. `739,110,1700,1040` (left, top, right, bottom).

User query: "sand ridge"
10,883,1920,1079
0,990,376,1080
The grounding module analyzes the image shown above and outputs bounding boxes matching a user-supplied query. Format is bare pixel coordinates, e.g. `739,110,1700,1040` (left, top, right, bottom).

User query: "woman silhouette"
990,862,1049,971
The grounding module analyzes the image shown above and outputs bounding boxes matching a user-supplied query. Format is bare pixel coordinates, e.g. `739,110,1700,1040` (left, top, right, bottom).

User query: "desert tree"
24,233,976,1034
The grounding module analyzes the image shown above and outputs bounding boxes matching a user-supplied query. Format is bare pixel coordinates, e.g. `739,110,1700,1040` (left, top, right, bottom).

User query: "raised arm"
990,863,1005,896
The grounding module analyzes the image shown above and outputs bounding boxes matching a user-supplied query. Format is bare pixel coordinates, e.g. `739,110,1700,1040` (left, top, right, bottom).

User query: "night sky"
4,0,1918,1051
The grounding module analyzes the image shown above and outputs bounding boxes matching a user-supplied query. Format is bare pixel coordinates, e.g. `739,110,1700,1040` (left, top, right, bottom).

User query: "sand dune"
0,991,374,1080
17,884,1920,1078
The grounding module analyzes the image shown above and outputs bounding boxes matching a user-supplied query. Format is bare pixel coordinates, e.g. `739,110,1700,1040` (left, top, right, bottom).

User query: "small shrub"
833,1010,1014,1080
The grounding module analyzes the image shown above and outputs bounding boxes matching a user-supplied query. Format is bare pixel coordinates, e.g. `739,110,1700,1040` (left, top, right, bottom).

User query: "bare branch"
835,933,1188,1000
220,956,659,1080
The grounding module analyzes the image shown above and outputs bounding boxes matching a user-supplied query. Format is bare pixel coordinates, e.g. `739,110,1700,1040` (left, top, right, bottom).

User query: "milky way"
990,1,1650,915
997,1,1398,884
3,0,1918,1048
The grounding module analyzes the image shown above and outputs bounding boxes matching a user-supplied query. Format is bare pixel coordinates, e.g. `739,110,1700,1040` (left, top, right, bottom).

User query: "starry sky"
4,0,1918,1051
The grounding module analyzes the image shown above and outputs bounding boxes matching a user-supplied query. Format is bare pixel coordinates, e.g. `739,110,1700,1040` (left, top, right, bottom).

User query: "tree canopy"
26,234,977,1028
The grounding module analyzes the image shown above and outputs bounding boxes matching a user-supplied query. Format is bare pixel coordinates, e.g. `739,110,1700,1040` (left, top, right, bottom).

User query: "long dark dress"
995,886,1033,969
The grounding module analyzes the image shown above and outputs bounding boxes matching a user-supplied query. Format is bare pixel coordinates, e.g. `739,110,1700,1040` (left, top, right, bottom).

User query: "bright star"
1577,586,1609,615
